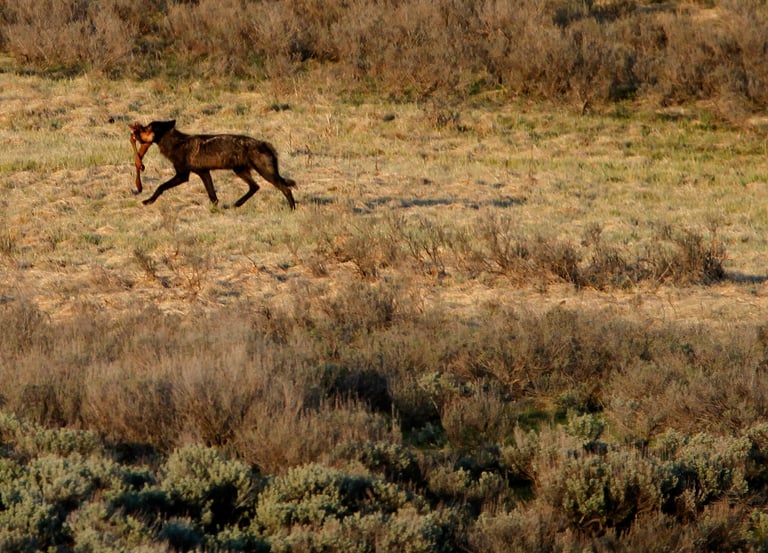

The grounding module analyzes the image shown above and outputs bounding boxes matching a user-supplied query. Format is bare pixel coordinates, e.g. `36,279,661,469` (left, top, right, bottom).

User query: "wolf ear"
150,120,176,140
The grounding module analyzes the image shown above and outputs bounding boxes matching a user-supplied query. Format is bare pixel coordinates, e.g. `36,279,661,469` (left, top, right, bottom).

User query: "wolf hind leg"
264,176,296,210
249,146,296,210
232,167,261,207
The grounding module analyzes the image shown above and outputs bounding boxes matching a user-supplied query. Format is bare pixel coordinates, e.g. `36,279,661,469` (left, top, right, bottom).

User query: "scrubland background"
3,0,768,551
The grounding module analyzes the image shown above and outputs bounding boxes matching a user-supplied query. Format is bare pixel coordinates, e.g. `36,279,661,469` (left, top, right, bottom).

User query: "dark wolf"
130,120,296,210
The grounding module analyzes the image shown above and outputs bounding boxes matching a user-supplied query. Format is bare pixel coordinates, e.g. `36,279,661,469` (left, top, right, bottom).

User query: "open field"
2,69,768,552
3,1,768,550
2,71,768,322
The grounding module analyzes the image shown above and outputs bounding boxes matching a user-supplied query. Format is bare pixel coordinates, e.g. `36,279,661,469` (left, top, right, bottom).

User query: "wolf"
130,120,296,210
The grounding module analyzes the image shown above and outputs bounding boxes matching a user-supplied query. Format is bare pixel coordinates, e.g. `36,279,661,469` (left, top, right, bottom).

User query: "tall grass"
2,0,768,112
2,286,768,550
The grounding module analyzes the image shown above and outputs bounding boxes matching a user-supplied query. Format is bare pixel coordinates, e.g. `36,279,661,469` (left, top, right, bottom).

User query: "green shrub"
158,517,204,552
333,440,421,485
27,454,101,508
745,423,768,488
0,413,101,460
0,453,126,551
427,466,508,513
0,498,62,553
374,507,455,553
547,448,663,534
656,431,750,518
256,463,414,532
565,412,607,448
263,510,453,553
499,428,539,485
67,500,159,553
161,444,259,532
206,525,269,553
256,463,458,552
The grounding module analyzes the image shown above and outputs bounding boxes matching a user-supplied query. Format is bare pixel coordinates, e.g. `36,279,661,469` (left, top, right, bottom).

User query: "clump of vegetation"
2,283,768,550
2,409,767,551
255,463,451,552
1,0,768,115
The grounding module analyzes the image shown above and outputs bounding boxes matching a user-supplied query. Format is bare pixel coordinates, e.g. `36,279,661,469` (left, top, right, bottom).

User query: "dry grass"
5,1,768,115
0,71,766,324
3,34,768,549
5,7,768,553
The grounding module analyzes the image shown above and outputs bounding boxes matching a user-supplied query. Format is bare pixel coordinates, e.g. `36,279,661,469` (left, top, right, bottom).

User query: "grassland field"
5,50,768,551
2,70,768,325
7,1,768,550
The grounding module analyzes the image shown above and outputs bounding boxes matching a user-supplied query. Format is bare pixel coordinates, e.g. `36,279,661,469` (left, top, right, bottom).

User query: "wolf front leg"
142,172,190,205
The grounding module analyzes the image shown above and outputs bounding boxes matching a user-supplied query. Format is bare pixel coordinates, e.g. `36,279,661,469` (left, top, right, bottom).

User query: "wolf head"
130,120,176,144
